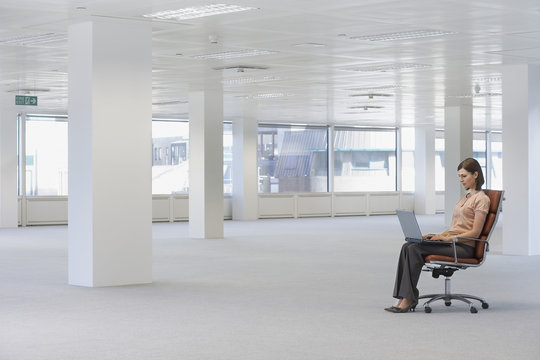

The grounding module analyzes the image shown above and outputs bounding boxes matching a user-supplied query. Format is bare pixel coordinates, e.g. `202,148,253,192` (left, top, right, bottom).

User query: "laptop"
396,209,450,245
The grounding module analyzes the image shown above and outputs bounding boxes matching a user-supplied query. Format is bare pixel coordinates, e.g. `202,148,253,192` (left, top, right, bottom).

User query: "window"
152,120,189,194
334,127,396,192
435,130,445,191
489,132,503,189
223,123,233,194
25,115,68,196
258,125,328,193
473,131,487,181
400,127,415,191
152,119,233,195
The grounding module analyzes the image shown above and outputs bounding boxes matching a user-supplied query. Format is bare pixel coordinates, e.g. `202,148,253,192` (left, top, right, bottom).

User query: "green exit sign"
15,95,38,106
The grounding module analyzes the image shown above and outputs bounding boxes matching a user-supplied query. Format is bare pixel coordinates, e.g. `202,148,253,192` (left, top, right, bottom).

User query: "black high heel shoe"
387,301,418,313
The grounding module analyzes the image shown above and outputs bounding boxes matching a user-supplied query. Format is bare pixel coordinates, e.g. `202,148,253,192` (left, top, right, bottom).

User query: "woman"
385,158,490,313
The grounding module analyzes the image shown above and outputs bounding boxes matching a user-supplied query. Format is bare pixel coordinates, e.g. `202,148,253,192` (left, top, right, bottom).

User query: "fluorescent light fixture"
152,100,189,106
143,4,257,20
472,76,502,83
294,42,327,47
222,76,282,85
0,33,67,46
350,93,393,98
346,85,402,91
349,105,384,110
237,92,295,99
344,63,431,72
193,49,278,60
350,29,457,41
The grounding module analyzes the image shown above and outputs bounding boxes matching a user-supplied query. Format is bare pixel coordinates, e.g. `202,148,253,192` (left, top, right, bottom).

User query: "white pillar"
414,125,436,214
232,102,258,220
502,64,540,255
444,100,473,225
0,103,18,228
189,89,224,238
68,19,152,287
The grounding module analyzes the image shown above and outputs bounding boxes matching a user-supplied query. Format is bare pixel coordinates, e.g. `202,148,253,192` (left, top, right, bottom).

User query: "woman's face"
458,168,477,191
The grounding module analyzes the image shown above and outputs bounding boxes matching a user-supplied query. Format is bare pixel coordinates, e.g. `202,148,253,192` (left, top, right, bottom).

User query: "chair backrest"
475,189,504,260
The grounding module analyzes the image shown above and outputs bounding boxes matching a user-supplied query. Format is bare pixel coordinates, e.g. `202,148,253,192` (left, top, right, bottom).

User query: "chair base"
419,278,489,314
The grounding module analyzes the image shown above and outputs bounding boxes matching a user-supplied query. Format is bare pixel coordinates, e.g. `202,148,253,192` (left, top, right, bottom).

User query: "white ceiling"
2,0,540,131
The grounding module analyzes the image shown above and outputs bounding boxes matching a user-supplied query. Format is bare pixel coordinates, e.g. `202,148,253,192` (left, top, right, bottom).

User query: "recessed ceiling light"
350,93,393,98
343,63,431,72
472,76,502,83
0,33,67,46
350,29,457,41
346,85,402,91
349,105,384,110
222,76,282,85
294,42,327,47
8,88,50,93
236,92,295,100
143,4,257,20
193,49,278,60
152,100,189,106
213,65,269,71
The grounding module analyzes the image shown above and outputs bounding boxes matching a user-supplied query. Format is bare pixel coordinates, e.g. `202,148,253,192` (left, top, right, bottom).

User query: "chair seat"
425,255,481,265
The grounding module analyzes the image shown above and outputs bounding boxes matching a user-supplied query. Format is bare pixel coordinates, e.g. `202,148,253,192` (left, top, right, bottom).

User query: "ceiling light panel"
0,33,67,46
344,63,431,72
222,76,282,85
143,4,257,20
193,49,278,60
350,29,457,42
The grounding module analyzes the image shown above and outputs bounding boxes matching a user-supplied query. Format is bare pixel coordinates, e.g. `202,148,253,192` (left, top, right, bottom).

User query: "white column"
232,102,258,220
68,19,152,287
502,64,540,255
0,103,18,228
414,125,436,214
189,89,224,238
444,100,473,225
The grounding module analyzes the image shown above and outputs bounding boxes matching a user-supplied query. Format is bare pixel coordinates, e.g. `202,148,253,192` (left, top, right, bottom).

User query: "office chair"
419,189,504,313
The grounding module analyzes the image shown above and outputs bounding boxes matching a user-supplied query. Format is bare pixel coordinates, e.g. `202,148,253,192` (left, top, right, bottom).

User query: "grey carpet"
1,214,539,360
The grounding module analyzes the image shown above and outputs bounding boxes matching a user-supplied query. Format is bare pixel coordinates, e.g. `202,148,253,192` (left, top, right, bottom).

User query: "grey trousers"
392,242,475,301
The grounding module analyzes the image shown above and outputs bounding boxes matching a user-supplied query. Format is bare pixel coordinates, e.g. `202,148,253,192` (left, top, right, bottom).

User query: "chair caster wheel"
470,306,478,313
445,301,451,307
482,303,489,309
424,306,432,313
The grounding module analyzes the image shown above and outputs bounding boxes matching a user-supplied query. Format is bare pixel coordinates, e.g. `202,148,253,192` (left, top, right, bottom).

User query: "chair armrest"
455,237,490,252
447,237,489,263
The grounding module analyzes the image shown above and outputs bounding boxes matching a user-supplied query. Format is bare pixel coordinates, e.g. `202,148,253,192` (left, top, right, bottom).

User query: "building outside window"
24,115,68,196
152,120,233,195
434,130,502,191
489,132,503,189
435,130,445,191
152,120,189,194
334,127,397,192
258,125,328,193
400,127,415,192
223,123,233,194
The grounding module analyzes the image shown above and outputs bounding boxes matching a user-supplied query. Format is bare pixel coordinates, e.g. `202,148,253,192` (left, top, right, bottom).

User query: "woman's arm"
428,211,487,242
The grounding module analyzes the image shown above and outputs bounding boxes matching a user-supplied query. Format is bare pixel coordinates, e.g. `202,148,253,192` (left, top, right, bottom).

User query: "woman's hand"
426,234,449,242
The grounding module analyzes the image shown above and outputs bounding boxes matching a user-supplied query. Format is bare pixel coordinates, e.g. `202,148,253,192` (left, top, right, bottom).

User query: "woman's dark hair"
457,158,484,190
